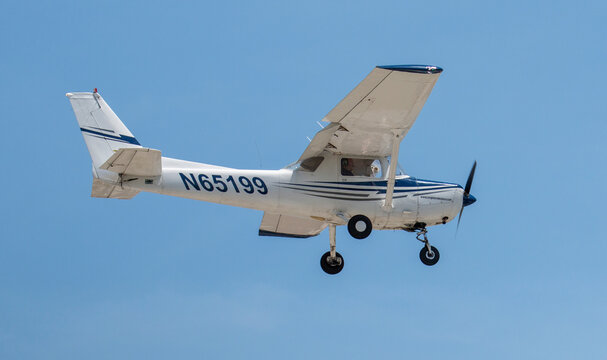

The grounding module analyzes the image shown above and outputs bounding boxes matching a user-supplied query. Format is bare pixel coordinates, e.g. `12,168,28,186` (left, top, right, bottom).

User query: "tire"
347,215,372,239
320,251,344,275
419,246,440,266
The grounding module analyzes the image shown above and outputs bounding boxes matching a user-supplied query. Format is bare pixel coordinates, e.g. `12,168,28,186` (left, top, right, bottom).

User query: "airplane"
67,64,477,275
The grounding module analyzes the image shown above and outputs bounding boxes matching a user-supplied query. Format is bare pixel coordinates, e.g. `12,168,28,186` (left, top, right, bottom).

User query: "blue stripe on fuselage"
282,181,460,195
312,177,460,188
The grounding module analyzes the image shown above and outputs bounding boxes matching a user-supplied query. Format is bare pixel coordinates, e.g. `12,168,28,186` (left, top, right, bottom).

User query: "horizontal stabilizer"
100,147,161,176
259,213,327,238
91,178,139,199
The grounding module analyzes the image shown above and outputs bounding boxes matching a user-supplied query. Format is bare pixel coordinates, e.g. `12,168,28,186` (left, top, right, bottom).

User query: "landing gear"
320,224,344,274
416,228,440,266
347,215,372,239
419,245,440,266
320,251,344,274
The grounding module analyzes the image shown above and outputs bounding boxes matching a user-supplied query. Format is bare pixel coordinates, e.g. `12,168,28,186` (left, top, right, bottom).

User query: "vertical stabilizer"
66,91,141,168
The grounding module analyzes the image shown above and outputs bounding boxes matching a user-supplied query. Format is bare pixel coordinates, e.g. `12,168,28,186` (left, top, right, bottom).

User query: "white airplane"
67,64,476,275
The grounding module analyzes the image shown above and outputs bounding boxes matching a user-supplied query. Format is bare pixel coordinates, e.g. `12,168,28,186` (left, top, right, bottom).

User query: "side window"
341,158,354,176
341,158,383,178
299,157,324,172
370,159,382,178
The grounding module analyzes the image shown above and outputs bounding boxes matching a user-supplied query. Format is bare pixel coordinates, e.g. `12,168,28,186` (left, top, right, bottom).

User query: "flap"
100,147,162,176
259,212,327,238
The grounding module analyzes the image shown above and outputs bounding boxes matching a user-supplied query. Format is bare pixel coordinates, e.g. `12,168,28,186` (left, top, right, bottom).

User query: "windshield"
397,163,407,176
387,156,407,176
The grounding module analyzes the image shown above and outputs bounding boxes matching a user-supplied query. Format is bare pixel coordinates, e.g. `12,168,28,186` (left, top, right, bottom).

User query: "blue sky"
1,0,606,358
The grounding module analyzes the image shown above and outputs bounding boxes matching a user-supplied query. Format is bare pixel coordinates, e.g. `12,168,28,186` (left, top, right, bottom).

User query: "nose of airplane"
462,193,476,207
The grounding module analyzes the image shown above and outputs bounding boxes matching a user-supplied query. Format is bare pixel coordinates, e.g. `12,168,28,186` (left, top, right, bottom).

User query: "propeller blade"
457,161,477,236
464,161,477,196
456,207,464,230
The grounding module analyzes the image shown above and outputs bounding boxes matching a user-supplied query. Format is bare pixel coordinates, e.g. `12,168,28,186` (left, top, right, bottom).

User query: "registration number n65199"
179,173,268,195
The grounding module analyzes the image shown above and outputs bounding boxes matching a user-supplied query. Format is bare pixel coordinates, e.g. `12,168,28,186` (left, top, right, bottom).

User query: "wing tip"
377,64,443,74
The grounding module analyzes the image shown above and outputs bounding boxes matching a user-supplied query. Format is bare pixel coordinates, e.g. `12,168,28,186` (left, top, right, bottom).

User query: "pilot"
341,158,354,176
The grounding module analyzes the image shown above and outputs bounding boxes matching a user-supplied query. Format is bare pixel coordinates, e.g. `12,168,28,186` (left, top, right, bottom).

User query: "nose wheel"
320,224,344,275
416,228,440,266
320,251,344,274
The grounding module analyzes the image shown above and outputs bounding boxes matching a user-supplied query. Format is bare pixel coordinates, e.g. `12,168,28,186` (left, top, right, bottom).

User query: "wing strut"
383,130,404,210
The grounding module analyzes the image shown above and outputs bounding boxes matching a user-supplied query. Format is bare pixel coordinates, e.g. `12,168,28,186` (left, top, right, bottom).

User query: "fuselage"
121,156,465,230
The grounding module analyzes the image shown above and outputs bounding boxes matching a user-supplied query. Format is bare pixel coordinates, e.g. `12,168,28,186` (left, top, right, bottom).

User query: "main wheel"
320,251,344,275
347,215,372,239
419,246,440,266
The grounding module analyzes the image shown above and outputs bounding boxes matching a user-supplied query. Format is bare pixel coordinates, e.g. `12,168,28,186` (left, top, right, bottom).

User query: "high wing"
299,65,443,161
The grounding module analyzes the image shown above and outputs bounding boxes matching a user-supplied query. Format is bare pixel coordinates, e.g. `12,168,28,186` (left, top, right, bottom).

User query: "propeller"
457,161,477,230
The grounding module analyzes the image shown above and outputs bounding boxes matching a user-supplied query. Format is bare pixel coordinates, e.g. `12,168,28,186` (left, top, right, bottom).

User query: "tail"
67,90,159,199
66,91,141,167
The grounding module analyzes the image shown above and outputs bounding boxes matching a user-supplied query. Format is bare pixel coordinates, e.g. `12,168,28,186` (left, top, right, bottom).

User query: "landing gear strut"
416,228,440,266
320,224,344,274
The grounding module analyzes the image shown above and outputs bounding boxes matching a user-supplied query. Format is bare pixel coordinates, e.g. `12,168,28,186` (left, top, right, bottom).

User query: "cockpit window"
299,156,324,172
341,158,383,178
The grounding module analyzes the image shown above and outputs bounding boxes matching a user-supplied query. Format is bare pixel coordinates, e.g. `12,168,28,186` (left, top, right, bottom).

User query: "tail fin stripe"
86,133,137,145
80,127,141,145
88,126,115,133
